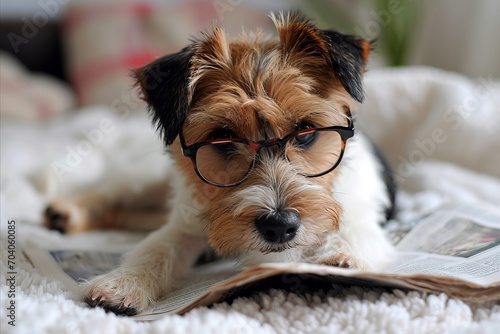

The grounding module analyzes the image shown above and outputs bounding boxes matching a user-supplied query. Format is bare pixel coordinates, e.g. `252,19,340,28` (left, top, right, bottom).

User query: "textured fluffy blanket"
1,67,500,333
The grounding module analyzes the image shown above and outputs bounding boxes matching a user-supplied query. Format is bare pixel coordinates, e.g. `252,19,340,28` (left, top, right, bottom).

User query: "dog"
45,12,396,316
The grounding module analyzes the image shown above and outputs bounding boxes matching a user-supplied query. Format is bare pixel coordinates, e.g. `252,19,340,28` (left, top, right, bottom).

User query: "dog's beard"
205,158,341,257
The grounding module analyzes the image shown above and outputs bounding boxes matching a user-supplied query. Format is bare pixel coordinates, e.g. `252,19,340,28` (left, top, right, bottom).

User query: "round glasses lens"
195,141,255,185
286,130,343,176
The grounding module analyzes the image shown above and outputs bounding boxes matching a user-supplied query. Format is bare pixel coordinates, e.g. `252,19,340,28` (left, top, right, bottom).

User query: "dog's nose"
255,210,300,243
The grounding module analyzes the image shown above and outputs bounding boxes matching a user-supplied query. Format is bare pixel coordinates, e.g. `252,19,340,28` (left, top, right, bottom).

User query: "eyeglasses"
180,124,354,187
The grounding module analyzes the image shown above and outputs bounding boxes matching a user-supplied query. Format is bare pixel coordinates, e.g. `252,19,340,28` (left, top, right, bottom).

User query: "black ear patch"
321,30,371,103
272,12,371,103
134,47,194,145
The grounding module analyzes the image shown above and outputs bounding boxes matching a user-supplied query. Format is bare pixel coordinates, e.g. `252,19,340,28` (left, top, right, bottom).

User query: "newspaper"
23,203,500,321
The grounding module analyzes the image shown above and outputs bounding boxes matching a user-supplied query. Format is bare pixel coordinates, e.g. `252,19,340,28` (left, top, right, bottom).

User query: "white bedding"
1,67,499,333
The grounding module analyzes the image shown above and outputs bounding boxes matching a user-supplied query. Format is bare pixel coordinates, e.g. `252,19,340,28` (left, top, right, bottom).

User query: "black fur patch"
84,296,138,317
321,30,368,103
134,47,194,145
369,141,397,223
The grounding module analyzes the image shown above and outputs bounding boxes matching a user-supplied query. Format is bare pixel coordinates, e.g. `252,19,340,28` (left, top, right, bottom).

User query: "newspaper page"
382,203,500,299
23,203,500,321
23,245,242,321
389,204,500,282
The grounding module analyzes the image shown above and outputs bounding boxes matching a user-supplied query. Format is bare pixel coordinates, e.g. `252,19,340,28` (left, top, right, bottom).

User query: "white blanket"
1,67,500,333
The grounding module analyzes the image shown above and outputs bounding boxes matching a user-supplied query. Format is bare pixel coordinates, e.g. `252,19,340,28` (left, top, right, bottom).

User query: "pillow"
0,52,75,121
64,1,271,107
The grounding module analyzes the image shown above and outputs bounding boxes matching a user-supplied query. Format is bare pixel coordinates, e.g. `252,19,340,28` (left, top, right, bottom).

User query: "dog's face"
135,13,370,257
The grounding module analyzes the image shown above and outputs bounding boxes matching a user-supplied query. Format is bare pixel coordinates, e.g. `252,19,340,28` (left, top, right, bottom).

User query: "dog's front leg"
82,222,207,316
314,218,394,270
313,134,395,270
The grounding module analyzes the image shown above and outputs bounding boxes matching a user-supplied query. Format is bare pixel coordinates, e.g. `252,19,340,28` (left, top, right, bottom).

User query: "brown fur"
44,183,169,234
45,13,370,261
71,14,393,317
167,14,369,256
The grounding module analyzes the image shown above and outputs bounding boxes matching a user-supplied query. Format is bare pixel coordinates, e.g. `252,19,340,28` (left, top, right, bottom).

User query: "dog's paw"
82,271,152,316
44,199,89,234
319,252,366,269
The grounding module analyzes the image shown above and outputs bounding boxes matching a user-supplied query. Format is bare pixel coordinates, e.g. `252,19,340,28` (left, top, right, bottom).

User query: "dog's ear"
320,30,372,103
271,12,371,102
134,47,194,145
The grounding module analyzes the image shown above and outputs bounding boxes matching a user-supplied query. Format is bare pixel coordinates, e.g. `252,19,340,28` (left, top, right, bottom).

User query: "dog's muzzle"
255,210,300,244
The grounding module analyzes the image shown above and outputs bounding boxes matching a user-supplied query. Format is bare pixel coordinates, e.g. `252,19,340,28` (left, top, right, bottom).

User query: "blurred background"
1,0,499,227
1,0,499,118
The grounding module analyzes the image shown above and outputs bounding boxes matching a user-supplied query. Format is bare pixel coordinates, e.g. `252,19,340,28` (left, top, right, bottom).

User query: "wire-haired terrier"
46,12,396,316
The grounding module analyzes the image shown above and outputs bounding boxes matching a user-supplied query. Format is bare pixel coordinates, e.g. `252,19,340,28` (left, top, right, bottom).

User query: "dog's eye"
213,142,238,156
209,129,235,140
295,121,315,131
209,129,238,156
294,132,317,149
293,122,317,149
